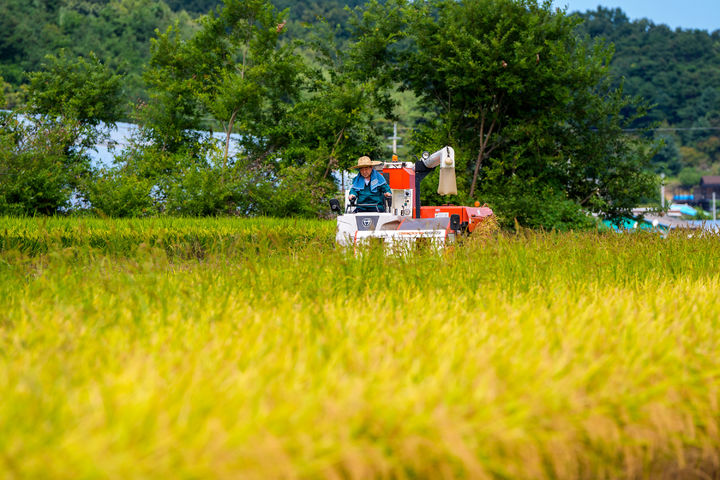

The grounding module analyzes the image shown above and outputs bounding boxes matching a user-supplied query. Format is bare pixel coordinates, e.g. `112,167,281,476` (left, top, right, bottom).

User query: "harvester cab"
332,146,494,250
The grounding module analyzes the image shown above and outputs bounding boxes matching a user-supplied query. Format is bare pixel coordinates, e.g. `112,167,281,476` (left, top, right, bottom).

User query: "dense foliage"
0,53,122,215
100,0,391,217
575,8,720,179
165,0,222,13
361,0,656,227
0,0,193,105
4,0,715,226
0,0,371,104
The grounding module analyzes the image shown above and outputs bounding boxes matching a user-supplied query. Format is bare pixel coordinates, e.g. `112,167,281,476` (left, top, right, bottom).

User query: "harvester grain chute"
330,146,495,250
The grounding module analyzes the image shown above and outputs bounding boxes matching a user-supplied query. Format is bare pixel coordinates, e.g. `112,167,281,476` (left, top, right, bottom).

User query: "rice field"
2,216,720,479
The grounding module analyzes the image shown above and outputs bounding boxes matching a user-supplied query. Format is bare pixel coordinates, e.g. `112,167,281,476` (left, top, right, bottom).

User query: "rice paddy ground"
2,216,720,479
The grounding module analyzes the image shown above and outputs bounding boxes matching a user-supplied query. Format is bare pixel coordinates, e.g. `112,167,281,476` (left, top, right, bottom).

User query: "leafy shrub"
249,165,336,218
81,170,157,217
485,186,597,231
163,165,244,216
0,113,89,215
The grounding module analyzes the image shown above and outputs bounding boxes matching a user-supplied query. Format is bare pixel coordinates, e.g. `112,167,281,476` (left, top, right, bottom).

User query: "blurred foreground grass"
1,217,720,479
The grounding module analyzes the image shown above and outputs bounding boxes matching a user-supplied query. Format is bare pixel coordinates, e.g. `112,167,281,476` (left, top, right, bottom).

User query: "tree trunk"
323,127,345,179
469,146,484,199
469,111,497,199
469,96,504,198
223,108,238,183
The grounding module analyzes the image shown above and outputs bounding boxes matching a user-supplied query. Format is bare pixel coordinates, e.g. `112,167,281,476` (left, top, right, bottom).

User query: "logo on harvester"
362,218,372,228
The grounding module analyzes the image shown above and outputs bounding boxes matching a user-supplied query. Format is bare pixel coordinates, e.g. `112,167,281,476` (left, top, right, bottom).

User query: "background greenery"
0,0,365,104
1,0,717,226
2,2,717,159
575,8,720,182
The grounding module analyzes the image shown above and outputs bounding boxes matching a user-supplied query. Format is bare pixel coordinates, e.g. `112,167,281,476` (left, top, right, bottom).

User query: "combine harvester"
329,146,495,250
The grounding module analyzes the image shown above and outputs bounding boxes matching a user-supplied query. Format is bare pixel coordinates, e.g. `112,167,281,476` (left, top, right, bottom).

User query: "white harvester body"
335,212,457,252
331,146,494,250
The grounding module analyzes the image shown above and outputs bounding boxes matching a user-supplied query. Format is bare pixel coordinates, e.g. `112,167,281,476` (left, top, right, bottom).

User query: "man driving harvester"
348,156,392,213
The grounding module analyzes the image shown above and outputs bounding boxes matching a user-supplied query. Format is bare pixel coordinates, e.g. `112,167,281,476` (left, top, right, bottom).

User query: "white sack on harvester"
438,167,457,195
423,146,457,196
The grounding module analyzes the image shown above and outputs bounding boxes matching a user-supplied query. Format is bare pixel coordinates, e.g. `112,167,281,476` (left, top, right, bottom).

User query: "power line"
623,127,720,132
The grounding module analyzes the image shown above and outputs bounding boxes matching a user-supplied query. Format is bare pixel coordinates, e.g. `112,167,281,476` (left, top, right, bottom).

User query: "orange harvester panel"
384,167,415,190
420,205,494,225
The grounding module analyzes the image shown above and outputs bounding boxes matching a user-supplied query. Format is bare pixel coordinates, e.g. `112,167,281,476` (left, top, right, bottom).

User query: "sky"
551,0,720,32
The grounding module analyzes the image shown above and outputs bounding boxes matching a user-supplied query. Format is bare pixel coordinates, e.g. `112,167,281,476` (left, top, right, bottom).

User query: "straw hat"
350,155,383,169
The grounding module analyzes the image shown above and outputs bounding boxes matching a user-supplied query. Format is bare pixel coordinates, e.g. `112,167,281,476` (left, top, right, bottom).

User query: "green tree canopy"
114,0,391,217
354,0,657,227
575,7,720,174
28,51,123,129
0,53,123,215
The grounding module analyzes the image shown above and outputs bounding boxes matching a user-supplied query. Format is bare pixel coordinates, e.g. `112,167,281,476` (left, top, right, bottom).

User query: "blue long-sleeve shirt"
349,171,391,213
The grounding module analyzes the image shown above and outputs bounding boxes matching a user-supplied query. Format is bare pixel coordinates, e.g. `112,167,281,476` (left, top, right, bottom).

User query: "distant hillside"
0,0,366,102
164,0,367,24
164,0,370,40
0,0,193,103
164,0,221,13
576,7,720,176
1,1,718,178
271,0,368,40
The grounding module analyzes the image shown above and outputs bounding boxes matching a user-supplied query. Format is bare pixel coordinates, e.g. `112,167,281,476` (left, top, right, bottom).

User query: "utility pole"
713,191,716,222
660,173,665,209
388,123,401,157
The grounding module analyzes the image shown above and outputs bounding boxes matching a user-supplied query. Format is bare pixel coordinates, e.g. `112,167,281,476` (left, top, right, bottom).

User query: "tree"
0,52,123,215
678,167,702,188
0,118,77,215
27,51,122,133
140,24,207,153
143,0,303,163
400,0,576,198
272,11,401,175
133,0,396,217
652,133,682,175
194,0,303,173
359,0,657,227
134,0,312,216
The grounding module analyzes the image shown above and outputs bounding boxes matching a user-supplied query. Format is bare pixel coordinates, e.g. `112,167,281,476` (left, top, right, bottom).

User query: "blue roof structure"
673,194,694,201
670,203,697,216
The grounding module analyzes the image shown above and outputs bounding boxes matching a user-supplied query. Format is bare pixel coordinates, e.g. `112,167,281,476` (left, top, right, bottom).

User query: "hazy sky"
552,0,720,32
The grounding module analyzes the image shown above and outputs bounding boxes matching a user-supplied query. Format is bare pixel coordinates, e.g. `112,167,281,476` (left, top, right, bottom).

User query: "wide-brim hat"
350,156,383,169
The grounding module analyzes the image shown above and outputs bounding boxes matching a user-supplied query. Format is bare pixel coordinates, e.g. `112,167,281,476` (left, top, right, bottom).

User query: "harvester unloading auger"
329,146,495,250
